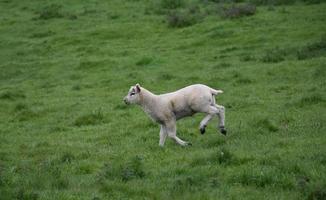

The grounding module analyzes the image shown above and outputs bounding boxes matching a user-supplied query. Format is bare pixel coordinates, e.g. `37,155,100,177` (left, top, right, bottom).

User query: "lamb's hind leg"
200,105,226,135
211,95,226,135
215,104,226,135
199,114,214,134
165,121,190,146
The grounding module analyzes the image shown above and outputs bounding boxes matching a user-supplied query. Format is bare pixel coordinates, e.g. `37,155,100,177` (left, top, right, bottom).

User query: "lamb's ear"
135,83,141,93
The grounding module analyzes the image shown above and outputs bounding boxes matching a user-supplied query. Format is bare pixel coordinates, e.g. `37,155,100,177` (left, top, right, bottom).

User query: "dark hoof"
220,127,227,135
187,142,192,146
200,126,206,134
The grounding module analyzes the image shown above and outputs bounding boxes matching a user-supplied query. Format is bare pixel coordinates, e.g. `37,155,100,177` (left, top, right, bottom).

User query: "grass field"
0,0,326,199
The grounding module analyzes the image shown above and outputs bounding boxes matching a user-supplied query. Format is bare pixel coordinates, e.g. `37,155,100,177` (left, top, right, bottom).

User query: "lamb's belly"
174,108,195,120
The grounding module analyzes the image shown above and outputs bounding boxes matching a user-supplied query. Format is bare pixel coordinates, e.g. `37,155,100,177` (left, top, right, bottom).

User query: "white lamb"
123,84,226,147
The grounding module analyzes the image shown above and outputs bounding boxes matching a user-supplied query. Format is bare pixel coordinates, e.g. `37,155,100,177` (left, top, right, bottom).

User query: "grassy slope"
0,0,325,199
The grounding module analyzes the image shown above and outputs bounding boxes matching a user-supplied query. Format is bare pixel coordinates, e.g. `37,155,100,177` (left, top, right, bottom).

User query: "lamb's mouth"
123,98,130,105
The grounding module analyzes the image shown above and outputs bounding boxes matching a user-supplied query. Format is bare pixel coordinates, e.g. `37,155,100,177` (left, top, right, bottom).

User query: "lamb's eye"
130,92,135,96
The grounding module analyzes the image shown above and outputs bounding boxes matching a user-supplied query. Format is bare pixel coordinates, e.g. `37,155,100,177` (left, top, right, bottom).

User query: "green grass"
0,0,326,199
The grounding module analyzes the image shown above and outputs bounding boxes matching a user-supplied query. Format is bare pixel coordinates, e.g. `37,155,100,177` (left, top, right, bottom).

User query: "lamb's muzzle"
123,97,129,105
123,83,226,147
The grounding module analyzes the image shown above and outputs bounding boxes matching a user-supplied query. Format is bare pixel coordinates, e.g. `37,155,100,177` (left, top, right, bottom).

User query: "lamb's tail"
211,88,223,96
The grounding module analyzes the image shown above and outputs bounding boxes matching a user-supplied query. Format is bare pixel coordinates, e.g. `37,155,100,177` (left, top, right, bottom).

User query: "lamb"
123,83,226,147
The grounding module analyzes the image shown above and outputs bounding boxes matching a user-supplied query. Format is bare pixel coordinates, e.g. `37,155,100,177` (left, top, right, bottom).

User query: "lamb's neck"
139,89,158,114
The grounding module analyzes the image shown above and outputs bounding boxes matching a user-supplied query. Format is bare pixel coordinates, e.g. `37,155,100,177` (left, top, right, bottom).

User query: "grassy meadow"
0,0,326,199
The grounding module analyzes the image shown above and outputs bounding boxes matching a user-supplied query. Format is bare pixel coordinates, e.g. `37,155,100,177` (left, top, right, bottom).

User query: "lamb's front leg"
159,125,167,147
165,120,190,146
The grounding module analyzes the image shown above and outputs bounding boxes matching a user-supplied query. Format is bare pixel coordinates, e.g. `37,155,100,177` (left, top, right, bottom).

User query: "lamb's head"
123,84,142,105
